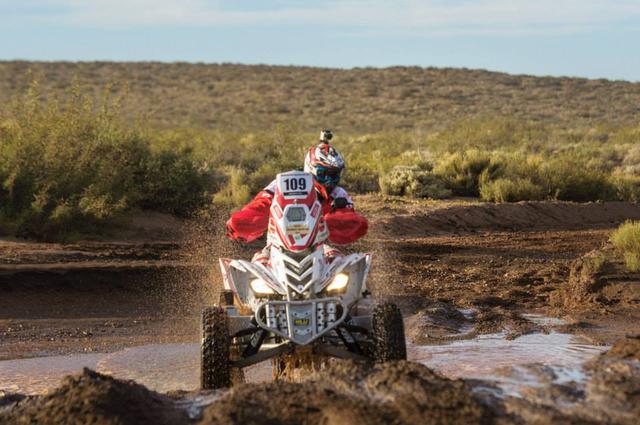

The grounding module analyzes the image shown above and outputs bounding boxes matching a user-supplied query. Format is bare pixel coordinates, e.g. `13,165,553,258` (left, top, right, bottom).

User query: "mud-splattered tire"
372,303,407,362
201,306,231,389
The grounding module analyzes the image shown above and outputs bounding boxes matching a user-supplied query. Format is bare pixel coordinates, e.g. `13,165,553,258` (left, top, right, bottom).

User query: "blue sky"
1,0,639,81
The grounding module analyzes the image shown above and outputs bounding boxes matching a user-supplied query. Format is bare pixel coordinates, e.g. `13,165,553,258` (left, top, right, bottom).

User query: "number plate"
278,172,313,199
294,318,310,326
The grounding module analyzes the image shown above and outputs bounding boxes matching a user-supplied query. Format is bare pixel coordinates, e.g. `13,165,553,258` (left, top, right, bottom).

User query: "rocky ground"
1,196,639,424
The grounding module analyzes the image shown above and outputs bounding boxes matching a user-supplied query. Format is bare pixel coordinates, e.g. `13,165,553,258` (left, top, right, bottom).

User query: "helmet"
304,131,345,190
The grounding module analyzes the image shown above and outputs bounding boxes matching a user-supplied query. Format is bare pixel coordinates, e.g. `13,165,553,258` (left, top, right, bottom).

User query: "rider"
226,130,368,262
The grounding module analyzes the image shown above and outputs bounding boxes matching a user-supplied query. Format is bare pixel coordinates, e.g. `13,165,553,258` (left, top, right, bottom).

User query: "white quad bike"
201,171,406,389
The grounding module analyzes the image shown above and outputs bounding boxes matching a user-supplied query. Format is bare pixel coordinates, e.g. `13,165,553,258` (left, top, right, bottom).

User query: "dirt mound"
0,368,188,425
581,336,640,424
382,201,640,237
552,249,640,312
201,361,493,425
1,363,491,425
602,335,640,361
499,337,640,425
404,301,472,343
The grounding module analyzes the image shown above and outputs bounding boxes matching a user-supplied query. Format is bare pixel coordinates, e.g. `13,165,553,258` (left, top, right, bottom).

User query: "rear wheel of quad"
201,306,232,389
372,303,407,362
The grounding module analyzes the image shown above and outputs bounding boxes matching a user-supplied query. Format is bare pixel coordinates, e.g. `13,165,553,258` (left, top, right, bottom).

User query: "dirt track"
1,197,640,424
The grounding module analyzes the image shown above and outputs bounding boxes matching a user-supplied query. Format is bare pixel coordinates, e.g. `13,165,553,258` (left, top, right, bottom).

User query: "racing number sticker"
283,176,307,192
279,173,312,198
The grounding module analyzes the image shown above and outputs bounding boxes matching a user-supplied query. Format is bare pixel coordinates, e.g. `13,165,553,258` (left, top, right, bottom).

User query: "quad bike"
201,171,406,389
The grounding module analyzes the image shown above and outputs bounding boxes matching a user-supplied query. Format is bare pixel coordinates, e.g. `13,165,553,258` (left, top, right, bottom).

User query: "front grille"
260,300,343,340
265,303,289,336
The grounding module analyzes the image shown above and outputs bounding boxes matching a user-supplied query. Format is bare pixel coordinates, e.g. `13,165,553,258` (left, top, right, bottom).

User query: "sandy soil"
1,196,639,424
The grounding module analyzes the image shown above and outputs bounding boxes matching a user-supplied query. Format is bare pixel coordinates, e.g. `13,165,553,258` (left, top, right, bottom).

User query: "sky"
1,0,639,81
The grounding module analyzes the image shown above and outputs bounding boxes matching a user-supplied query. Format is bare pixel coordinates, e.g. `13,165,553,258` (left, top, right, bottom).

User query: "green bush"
610,174,640,203
479,177,546,202
0,82,217,239
212,166,252,208
379,164,451,199
610,220,640,272
433,149,502,196
541,156,616,202
619,145,640,175
137,148,218,216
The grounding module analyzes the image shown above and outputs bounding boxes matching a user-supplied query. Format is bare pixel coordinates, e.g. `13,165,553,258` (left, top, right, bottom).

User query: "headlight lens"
250,278,275,295
326,273,349,293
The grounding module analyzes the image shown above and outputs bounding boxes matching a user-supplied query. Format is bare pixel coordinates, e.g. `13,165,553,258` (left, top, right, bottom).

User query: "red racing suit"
226,180,368,245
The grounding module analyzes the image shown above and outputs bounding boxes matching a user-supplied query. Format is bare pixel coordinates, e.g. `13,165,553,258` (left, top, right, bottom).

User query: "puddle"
409,331,606,396
521,313,567,327
97,343,199,393
0,343,270,395
0,315,607,397
174,391,225,420
0,353,104,394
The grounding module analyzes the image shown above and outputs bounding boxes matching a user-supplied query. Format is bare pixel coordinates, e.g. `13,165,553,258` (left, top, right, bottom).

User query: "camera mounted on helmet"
319,129,333,144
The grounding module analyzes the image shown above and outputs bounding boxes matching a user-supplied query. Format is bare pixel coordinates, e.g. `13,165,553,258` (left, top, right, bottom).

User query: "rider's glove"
332,197,349,210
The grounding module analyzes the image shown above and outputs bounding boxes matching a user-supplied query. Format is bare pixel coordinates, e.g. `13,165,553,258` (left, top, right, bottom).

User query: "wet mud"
1,198,640,424
1,338,637,425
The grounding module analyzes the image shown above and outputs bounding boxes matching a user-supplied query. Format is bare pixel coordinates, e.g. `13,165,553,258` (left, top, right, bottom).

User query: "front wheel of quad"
201,306,232,389
372,303,407,362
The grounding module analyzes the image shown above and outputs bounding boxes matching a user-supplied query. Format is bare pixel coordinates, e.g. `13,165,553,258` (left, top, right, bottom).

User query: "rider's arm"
226,182,275,242
323,187,368,245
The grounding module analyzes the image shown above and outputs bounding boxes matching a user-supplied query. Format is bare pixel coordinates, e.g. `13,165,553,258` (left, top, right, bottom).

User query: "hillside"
1,61,639,132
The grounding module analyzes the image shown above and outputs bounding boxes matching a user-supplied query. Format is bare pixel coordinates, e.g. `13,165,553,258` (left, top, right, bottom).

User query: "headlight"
326,273,349,293
250,278,275,295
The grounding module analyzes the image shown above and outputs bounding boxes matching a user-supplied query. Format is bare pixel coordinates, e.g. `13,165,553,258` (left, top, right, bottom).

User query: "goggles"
315,166,341,186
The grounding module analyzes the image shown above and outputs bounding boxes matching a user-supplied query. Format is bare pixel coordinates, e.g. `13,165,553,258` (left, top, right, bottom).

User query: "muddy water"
0,319,606,396
0,343,270,394
409,332,606,396
409,332,605,380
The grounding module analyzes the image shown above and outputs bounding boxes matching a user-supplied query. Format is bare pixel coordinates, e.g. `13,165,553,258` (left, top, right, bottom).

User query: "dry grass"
610,221,640,272
1,61,639,133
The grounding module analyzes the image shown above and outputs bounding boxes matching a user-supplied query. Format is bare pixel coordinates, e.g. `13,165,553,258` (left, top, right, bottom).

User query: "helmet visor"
315,166,341,187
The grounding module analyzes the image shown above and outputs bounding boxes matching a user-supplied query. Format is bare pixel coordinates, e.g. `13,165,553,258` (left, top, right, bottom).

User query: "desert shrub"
610,125,640,145
433,149,502,196
619,145,640,175
342,163,380,193
212,166,252,208
0,82,217,239
541,156,616,202
433,117,548,151
610,174,640,203
137,148,219,216
610,221,640,272
379,164,451,199
480,177,546,202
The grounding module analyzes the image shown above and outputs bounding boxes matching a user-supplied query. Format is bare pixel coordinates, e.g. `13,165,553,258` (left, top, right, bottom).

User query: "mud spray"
157,207,255,332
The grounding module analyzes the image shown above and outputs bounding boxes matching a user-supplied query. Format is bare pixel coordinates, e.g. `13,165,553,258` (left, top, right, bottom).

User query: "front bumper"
255,298,347,345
